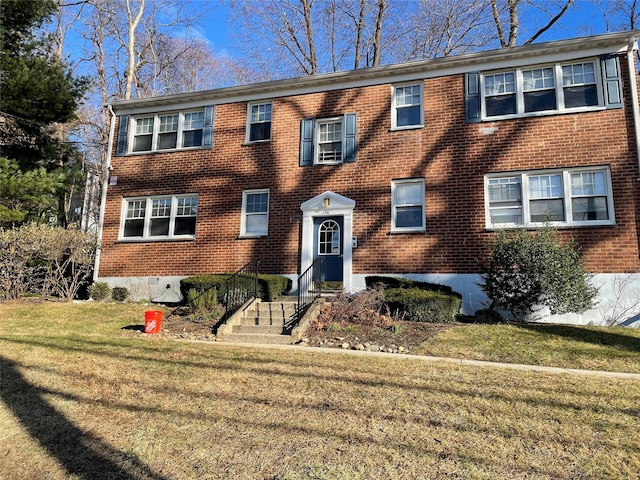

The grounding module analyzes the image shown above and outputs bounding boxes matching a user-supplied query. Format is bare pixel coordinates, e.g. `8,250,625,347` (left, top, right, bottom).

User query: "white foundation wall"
97,276,185,303
98,273,640,327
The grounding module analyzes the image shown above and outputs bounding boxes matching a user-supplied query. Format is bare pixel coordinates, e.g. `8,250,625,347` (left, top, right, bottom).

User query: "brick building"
96,31,640,324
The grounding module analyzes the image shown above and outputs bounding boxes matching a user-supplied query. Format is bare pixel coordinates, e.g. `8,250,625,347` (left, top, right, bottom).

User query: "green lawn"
1,301,639,479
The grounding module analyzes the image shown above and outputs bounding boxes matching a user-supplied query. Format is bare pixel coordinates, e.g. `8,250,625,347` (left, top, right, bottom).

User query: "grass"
415,322,640,373
1,301,640,479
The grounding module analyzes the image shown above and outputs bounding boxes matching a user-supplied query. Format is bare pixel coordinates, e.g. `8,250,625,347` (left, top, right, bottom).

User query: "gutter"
628,35,640,177
93,104,117,281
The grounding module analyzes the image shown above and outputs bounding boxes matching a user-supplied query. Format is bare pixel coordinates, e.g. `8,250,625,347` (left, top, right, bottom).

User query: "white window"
391,178,426,232
481,60,602,119
121,195,198,240
316,118,343,163
485,167,614,228
392,83,423,129
241,189,269,237
246,101,272,142
182,111,205,147
131,110,206,152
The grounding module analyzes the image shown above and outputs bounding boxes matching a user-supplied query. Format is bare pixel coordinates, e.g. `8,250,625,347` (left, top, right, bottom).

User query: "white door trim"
300,191,355,291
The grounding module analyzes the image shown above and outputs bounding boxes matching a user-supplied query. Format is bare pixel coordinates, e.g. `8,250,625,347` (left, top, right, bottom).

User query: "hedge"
365,275,462,323
384,287,461,323
180,273,292,308
365,275,457,296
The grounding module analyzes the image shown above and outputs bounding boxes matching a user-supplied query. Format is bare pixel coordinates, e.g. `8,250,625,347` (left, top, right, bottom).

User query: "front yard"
1,301,639,479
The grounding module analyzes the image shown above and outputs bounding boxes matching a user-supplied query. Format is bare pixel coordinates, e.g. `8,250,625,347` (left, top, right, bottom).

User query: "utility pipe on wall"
627,35,640,177
93,104,117,281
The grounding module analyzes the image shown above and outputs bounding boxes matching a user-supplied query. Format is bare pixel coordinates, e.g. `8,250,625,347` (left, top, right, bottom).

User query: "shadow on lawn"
0,356,169,480
515,323,640,353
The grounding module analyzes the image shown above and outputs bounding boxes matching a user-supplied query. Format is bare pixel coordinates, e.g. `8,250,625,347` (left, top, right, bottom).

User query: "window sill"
390,125,423,132
116,237,196,243
238,234,268,239
389,228,426,235
243,139,272,146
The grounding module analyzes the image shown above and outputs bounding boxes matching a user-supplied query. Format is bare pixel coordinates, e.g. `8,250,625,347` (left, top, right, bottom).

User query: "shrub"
481,227,598,319
365,275,456,296
187,286,218,311
111,286,129,302
0,223,96,300
180,273,292,309
384,287,461,323
88,282,111,301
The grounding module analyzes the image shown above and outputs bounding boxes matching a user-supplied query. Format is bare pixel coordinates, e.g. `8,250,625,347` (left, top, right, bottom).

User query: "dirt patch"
299,319,459,353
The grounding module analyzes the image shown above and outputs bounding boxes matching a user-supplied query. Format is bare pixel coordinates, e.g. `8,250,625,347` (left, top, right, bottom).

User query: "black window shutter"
115,115,130,156
465,72,481,123
343,112,357,163
601,55,623,109
202,106,215,148
300,118,314,166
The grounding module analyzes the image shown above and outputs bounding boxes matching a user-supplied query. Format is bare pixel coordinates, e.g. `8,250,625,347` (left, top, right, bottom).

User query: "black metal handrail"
221,260,260,322
296,258,323,323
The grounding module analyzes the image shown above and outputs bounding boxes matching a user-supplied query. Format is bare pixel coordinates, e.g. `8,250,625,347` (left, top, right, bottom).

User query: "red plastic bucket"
144,310,163,334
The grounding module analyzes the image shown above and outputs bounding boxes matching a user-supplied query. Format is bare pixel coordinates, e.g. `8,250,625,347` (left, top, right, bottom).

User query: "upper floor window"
391,178,426,233
317,118,343,163
120,194,197,240
115,106,214,156
246,101,272,142
241,189,269,237
466,56,622,122
485,167,614,229
392,83,423,129
300,113,357,166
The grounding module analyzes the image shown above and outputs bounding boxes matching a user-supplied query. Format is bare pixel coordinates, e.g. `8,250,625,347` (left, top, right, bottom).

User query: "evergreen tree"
0,0,90,226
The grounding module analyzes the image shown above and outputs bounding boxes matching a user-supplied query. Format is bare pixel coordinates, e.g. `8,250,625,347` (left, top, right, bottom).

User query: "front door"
313,216,343,282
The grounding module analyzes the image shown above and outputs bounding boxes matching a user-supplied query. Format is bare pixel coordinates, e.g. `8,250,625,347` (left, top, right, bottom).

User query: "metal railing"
222,260,260,322
296,258,323,323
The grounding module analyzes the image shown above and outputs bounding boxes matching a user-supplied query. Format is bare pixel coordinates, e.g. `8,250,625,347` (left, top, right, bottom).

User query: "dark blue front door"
313,217,343,282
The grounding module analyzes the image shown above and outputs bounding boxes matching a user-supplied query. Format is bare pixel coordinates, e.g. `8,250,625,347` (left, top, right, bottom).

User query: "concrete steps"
218,299,299,344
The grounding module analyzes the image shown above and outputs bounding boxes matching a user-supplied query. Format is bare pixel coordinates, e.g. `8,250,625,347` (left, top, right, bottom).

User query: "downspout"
93,104,117,281
627,35,640,176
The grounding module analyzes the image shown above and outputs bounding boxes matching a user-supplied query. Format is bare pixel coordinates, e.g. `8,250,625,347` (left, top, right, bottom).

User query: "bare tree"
490,0,576,47
387,0,494,60
229,0,390,78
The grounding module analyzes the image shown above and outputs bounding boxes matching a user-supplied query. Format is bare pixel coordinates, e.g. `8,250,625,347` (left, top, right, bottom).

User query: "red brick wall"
99,56,640,278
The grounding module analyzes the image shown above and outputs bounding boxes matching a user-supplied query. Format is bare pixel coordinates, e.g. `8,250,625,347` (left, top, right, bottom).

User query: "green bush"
187,286,218,311
384,287,461,323
180,273,292,309
88,282,111,301
111,286,129,302
481,227,598,319
365,275,457,296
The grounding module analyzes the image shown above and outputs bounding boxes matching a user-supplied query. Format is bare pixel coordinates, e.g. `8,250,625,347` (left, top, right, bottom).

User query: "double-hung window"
485,167,614,228
317,118,343,163
247,101,272,142
391,178,426,232
241,189,269,237
125,107,212,154
182,111,205,147
392,83,423,129
121,194,198,240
